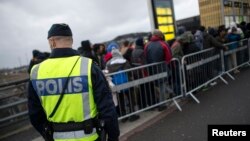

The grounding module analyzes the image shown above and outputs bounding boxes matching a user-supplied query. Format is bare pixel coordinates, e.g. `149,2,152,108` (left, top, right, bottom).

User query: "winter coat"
203,32,225,50
106,49,131,73
216,36,228,44
144,35,171,77
145,35,172,64
131,45,145,67
227,33,241,50
183,43,200,55
106,56,131,86
123,48,133,63
171,41,184,61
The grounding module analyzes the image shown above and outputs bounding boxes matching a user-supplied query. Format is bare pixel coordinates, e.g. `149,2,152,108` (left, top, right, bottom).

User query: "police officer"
28,23,120,141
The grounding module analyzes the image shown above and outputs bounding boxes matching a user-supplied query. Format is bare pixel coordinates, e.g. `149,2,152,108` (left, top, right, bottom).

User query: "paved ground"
1,68,250,141
1,105,168,141
128,68,250,141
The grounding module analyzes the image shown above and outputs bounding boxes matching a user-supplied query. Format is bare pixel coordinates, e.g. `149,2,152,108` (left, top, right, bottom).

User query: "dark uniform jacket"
28,48,120,141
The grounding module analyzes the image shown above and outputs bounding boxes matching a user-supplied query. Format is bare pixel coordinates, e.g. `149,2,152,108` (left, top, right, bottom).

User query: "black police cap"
47,23,72,39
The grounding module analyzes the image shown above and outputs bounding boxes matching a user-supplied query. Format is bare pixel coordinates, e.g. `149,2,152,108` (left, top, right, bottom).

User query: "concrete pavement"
2,68,250,141
128,68,250,141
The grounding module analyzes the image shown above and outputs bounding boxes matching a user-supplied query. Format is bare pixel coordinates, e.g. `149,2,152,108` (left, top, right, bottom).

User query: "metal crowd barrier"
222,39,250,80
105,59,183,120
0,79,29,128
181,38,250,103
0,78,29,89
0,59,184,126
0,38,249,127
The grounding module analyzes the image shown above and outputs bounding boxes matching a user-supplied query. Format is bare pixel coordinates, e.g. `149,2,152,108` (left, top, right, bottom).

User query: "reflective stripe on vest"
53,129,96,140
30,56,98,140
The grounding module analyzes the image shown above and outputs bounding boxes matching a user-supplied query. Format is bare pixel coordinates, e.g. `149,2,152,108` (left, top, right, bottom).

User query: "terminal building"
199,0,250,28
176,16,201,32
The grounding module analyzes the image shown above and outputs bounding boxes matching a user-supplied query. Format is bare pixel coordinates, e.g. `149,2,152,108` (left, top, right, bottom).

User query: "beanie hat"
177,26,186,36
81,40,92,51
135,38,144,47
81,40,91,47
47,23,72,39
32,50,40,58
107,41,119,53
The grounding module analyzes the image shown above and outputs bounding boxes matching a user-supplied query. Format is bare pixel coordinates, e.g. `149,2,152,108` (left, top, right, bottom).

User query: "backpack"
111,64,129,85
112,70,128,85
111,66,129,93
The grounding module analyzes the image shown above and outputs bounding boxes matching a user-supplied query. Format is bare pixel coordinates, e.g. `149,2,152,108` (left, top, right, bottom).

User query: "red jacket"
144,35,172,64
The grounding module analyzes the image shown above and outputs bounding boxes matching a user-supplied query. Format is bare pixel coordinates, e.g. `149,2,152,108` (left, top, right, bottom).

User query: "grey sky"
0,0,199,69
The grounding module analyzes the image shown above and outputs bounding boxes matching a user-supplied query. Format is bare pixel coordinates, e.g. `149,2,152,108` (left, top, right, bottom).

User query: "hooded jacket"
227,32,241,50
106,48,130,73
228,22,244,38
144,35,172,64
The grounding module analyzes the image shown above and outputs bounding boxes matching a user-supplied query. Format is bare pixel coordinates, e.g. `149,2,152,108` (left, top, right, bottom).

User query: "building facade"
176,16,201,31
199,0,250,28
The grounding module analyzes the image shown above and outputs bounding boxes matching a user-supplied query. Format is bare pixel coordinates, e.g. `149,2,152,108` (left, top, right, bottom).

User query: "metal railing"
0,79,29,128
222,39,250,80
0,78,29,89
181,38,250,103
105,59,184,120
181,48,227,103
0,38,249,127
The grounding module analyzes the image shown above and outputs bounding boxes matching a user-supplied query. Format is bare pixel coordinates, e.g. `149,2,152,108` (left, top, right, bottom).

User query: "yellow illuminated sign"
151,0,176,40
157,17,167,24
159,25,174,32
157,16,173,24
164,33,175,40
167,16,173,23
156,7,172,15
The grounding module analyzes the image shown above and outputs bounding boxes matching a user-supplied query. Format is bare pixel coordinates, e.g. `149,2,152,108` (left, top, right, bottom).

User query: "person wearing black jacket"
27,50,50,74
28,23,119,141
78,40,99,65
93,43,106,70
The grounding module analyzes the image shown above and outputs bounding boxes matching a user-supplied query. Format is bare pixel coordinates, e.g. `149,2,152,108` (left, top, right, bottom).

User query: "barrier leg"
173,98,182,111
188,92,200,104
225,72,235,80
247,62,250,66
219,76,228,85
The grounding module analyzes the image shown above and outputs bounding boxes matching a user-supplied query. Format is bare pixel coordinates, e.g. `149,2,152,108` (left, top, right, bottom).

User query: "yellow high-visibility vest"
30,56,98,141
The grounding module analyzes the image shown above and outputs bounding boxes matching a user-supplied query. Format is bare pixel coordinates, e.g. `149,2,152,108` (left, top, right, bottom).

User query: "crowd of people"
171,21,250,91
28,21,250,122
